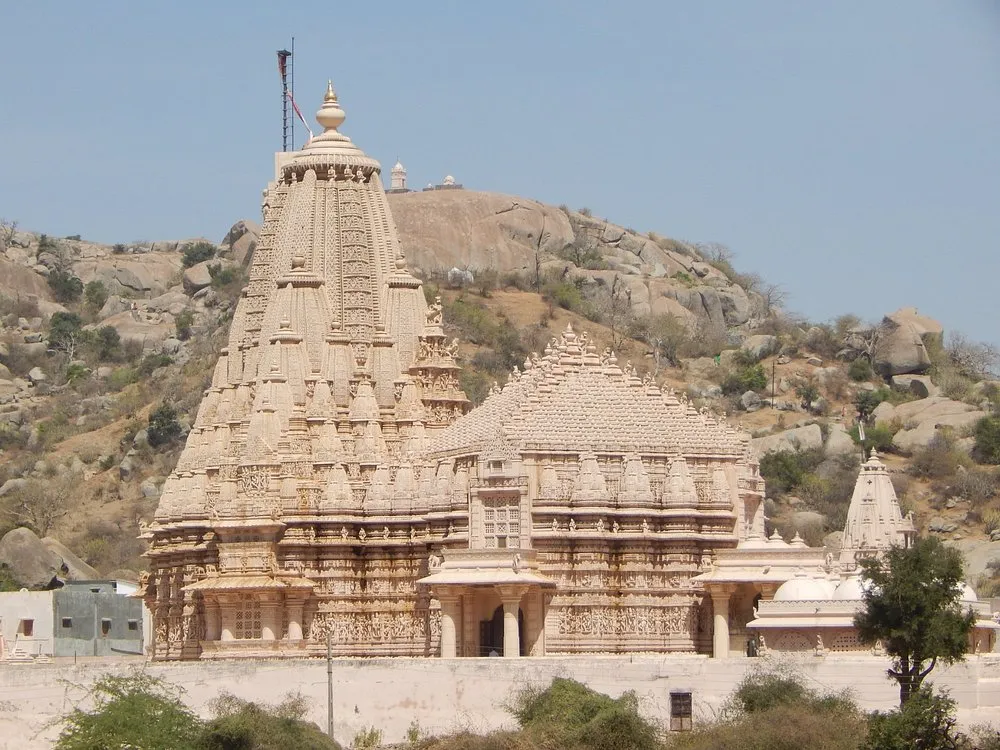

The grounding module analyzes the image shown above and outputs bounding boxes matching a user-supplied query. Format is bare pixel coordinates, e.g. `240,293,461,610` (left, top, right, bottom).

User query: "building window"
19,619,33,637
234,594,262,639
101,619,112,637
483,498,519,549
61,617,73,628
670,692,693,732
127,620,139,632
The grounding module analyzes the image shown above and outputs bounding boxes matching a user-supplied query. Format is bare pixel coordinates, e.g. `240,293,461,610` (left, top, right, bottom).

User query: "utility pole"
327,631,334,740
771,359,776,409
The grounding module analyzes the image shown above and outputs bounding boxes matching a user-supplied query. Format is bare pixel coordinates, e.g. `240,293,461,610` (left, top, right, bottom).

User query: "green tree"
84,280,109,312
47,269,84,303
855,537,975,707
973,415,1000,464
48,312,85,353
92,326,122,362
148,402,182,448
56,672,203,750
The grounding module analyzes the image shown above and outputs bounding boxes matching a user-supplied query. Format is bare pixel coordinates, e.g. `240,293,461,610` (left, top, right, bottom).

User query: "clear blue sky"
2,1,997,345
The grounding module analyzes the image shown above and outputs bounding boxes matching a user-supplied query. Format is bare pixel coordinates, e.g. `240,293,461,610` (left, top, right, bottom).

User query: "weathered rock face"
751,423,824,457
0,528,67,588
873,307,944,376
388,190,575,274
220,219,260,267
875,396,988,452
389,190,756,332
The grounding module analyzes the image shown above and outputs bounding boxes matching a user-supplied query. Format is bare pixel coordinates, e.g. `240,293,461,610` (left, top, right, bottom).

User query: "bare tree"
602,275,634,352
947,333,1000,380
1,476,79,537
0,218,17,248
693,241,733,264
843,321,890,364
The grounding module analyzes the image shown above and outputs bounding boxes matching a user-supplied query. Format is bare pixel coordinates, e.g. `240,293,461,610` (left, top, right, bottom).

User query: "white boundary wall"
1,655,999,748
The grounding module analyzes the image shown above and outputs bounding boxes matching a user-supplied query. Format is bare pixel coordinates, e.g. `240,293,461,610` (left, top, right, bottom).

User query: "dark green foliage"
855,389,886,422
47,269,84,303
92,326,122,362
138,353,173,376
199,692,341,750
721,364,767,396
147,402,182,448
910,433,967,478
973,415,1000,464
84,280,109,311
176,309,195,340
849,358,875,381
849,422,897,453
56,672,203,750
112,243,127,254
862,686,967,750
209,262,238,288
794,380,820,407
48,311,84,351
855,537,975,706
758,448,825,497
510,678,659,750
0,565,23,592
182,241,217,268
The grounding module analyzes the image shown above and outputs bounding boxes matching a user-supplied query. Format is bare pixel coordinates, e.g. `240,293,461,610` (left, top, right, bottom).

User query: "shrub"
112,243,127,254
175,309,195,341
974,415,1000,464
84,280,109,312
849,358,875,382
92,326,122,362
721,364,767,396
510,678,659,750
910,433,967,478
351,727,383,750
47,269,84,303
862,685,966,750
147,402,182,448
849,422,898,453
138,353,173,376
55,671,203,750
208,262,237,287
201,692,341,750
181,241,216,267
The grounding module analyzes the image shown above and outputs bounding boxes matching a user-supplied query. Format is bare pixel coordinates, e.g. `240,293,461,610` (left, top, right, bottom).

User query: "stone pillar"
710,587,733,659
260,595,280,641
218,597,235,641
436,592,462,658
286,599,304,641
204,599,221,641
524,589,548,656
497,585,527,658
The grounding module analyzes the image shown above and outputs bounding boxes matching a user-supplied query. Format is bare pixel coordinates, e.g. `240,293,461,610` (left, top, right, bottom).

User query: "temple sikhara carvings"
141,81,995,662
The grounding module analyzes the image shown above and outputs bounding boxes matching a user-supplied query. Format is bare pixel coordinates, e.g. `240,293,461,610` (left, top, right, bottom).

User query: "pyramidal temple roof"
430,324,750,458
153,83,467,526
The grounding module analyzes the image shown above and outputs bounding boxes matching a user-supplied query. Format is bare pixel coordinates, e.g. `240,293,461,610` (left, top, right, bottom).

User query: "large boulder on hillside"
873,307,943,376
73,253,183,298
389,190,574,273
891,374,939,399
220,219,260,267
41,537,98,581
824,423,857,456
182,260,215,293
877,396,988,452
741,335,780,361
0,528,67,588
97,309,175,351
751,423,824,458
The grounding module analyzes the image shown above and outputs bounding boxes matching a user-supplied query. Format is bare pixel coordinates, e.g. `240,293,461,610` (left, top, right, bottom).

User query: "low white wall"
1,655,998,749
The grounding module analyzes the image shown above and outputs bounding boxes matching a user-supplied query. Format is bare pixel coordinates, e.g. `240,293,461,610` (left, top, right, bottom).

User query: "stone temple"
141,81,996,662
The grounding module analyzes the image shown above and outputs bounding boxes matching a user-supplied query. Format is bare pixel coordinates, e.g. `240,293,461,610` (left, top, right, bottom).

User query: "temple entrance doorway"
480,605,524,656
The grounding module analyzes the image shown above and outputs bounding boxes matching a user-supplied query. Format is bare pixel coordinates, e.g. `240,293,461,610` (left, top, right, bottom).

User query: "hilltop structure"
141,80,772,661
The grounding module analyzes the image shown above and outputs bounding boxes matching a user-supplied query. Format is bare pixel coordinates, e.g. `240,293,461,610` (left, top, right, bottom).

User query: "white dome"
961,584,978,602
832,575,867,601
818,578,839,598
773,575,831,601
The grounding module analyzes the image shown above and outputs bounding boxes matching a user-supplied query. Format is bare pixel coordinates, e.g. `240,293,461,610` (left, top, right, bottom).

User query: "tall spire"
839,450,916,567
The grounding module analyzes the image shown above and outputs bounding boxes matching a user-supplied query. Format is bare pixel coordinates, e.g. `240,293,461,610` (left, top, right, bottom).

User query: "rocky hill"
0,191,997,592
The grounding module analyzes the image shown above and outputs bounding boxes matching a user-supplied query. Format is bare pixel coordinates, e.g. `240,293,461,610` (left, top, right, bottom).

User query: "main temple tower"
143,82,468,660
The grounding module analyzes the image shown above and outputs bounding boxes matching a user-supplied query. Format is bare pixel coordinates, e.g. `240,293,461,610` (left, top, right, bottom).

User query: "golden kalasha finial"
325,79,338,102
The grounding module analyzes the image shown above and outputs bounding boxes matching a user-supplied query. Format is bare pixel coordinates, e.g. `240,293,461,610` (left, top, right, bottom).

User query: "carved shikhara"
142,85,763,661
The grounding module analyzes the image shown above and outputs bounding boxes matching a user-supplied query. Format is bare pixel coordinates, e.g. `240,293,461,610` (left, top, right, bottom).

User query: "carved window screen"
483,498,520,549
233,594,262,639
